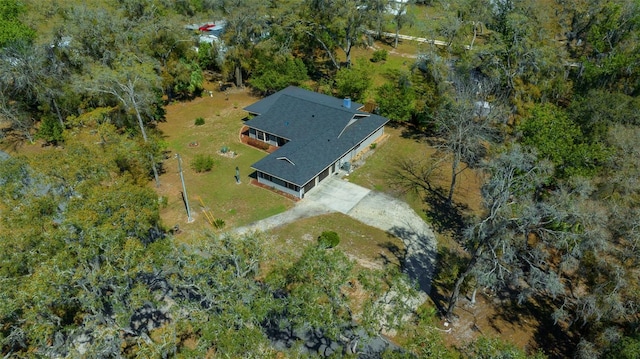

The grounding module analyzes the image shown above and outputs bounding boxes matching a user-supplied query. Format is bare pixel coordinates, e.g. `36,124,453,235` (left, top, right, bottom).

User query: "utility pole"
175,153,194,223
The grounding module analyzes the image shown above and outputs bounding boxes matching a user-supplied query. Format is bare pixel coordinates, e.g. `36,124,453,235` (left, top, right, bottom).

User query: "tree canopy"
0,0,35,47
2,0,640,356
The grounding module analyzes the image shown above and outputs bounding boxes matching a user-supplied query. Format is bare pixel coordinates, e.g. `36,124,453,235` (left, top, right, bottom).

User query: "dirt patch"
441,295,541,353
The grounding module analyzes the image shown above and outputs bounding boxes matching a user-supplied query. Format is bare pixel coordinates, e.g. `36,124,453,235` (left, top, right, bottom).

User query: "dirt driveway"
234,175,437,294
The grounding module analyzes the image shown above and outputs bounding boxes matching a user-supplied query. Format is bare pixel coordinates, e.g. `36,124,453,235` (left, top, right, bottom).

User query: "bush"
213,218,226,229
191,154,214,172
246,137,270,151
158,196,168,208
371,49,388,63
369,143,377,150
194,117,205,126
317,231,340,248
37,117,64,145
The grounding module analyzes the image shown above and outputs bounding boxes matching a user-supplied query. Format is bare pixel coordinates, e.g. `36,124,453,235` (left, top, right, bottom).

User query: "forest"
1,0,639,357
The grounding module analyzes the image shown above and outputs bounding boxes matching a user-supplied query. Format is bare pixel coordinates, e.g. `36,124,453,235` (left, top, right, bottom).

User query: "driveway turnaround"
234,175,437,294
345,191,436,294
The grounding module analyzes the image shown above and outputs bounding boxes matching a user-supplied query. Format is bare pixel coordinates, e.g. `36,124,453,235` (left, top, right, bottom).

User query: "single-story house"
244,86,389,199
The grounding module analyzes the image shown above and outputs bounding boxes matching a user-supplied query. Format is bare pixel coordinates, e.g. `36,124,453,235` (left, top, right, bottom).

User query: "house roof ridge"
275,93,362,114
243,86,365,115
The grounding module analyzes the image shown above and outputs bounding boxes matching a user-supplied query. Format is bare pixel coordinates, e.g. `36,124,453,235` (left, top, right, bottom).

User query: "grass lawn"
156,86,294,231
264,212,406,271
347,125,484,222
403,3,446,38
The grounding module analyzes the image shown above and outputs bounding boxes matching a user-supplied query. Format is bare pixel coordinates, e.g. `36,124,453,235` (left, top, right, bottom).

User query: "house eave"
251,167,305,187
246,125,292,142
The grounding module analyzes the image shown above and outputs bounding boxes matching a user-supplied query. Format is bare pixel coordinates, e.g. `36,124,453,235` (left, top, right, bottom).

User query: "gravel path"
234,176,437,294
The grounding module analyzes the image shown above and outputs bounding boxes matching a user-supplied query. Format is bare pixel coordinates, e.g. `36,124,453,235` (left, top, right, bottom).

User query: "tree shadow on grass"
529,300,579,358
378,239,407,268
428,246,470,317
396,122,431,143
486,292,578,358
420,190,473,316
423,190,469,239
0,130,31,153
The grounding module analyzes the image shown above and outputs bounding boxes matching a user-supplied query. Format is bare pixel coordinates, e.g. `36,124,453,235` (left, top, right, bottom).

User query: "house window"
261,173,273,182
257,130,265,141
286,182,298,191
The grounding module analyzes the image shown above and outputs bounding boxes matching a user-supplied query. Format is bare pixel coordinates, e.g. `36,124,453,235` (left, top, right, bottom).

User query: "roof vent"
277,156,295,166
343,97,351,109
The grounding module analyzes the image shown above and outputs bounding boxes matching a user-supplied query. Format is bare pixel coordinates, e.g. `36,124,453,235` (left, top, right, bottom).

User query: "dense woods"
1,0,640,357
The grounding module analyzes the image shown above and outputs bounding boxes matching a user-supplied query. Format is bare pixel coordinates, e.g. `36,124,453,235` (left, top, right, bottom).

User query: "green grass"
347,124,484,227
158,91,294,230
351,44,418,103
347,126,434,218
374,3,454,41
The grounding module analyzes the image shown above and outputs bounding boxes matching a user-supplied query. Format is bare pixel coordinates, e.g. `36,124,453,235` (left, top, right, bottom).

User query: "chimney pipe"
343,97,351,109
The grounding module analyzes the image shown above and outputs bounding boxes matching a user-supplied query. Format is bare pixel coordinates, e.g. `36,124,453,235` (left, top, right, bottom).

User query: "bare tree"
432,77,503,205
85,56,162,186
444,145,554,318
0,93,35,142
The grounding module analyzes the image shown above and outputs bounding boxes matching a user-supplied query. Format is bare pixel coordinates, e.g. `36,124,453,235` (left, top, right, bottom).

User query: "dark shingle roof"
244,87,388,186
244,86,363,115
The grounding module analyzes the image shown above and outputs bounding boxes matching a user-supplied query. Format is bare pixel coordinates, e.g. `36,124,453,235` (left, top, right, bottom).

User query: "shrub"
246,137,270,151
317,231,340,248
369,143,377,150
37,117,64,145
194,117,205,126
213,218,226,229
191,154,214,172
371,49,388,63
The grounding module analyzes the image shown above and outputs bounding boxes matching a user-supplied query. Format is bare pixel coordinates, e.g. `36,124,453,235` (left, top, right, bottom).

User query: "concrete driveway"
303,174,371,214
234,174,437,294
346,191,437,293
